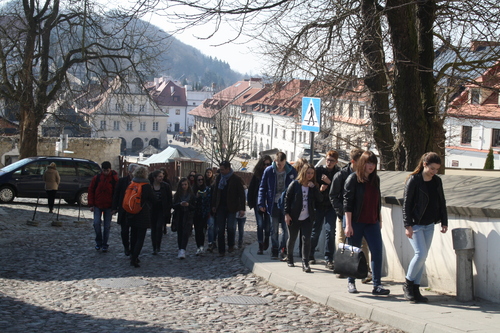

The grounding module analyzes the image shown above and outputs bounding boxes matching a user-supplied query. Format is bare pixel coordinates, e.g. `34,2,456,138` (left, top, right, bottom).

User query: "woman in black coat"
126,166,155,268
150,170,173,255
283,164,322,272
172,177,196,259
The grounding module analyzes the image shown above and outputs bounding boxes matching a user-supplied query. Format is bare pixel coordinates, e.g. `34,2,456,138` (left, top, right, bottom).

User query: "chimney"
170,86,175,95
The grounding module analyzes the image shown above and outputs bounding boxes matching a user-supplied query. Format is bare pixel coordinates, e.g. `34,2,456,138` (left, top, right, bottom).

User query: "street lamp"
211,125,217,166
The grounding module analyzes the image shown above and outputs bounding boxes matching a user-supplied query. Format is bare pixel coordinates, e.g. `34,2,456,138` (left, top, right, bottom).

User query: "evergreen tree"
484,148,494,170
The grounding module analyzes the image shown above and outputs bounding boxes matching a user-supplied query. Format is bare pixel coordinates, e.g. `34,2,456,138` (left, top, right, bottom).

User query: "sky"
147,13,263,76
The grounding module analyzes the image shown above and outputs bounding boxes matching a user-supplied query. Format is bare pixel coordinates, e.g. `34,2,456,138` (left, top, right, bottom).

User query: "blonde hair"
296,164,318,187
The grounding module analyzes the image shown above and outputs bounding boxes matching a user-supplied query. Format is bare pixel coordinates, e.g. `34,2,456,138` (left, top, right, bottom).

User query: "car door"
14,160,46,198
51,160,79,199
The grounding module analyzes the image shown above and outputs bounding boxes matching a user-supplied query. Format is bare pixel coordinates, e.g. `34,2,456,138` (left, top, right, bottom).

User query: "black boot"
302,260,311,273
257,243,264,255
287,259,295,267
413,284,428,303
403,278,415,302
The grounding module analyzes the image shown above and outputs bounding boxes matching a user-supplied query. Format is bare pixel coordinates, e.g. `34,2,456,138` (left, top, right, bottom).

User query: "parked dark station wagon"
0,156,101,206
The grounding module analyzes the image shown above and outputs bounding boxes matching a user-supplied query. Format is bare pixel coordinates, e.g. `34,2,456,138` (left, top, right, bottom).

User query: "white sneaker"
196,246,204,256
178,249,186,259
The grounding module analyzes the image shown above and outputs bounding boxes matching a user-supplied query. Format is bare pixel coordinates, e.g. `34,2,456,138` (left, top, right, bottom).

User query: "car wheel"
0,186,15,203
77,190,88,206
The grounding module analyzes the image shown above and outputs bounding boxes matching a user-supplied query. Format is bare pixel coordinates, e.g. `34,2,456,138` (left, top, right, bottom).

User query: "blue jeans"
406,224,435,284
93,207,112,248
270,203,288,254
255,208,271,244
207,215,217,244
236,216,246,244
347,221,383,286
310,207,336,261
216,206,236,254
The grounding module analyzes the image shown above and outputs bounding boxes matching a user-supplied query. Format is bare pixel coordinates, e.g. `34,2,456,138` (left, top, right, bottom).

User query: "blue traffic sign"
302,97,321,132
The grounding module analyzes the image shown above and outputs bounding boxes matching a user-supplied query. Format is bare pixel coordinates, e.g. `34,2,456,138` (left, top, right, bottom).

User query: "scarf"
218,169,234,189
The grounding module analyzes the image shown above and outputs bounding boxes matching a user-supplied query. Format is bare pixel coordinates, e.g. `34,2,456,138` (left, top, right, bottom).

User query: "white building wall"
446,117,500,169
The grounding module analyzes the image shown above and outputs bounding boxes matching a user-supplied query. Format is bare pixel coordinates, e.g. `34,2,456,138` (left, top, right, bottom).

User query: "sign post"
302,97,321,165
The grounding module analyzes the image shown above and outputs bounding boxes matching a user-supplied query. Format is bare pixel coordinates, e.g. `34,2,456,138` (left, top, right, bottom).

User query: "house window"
357,137,362,148
261,124,264,134
175,109,181,115
359,106,365,119
100,121,106,130
349,103,354,117
299,132,302,142
173,96,179,102
126,121,133,131
267,125,270,135
255,123,258,132
282,129,286,139
336,133,341,149
470,89,480,105
127,104,133,113
139,105,145,113
461,126,472,145
274,128,277,138
113,121,120,131
140,122,146,131
346,135,351,150
115,104,121,112
153,122,159,131
492,129,500,147
291,131,295,141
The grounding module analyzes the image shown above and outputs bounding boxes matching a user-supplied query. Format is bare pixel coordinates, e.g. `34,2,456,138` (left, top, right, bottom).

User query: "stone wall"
0,136,121,170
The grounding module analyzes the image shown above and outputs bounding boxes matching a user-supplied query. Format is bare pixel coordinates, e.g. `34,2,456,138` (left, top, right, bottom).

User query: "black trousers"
46,190,57,211
287,217,313,263
130,226,147,261
193,212,207,248
150,208,165,251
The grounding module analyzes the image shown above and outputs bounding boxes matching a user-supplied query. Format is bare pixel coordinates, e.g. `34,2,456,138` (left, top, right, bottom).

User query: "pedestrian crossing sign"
302,97,321,132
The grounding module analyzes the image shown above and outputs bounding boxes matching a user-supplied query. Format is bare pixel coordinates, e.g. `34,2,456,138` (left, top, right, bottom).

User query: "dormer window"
470,88,480,105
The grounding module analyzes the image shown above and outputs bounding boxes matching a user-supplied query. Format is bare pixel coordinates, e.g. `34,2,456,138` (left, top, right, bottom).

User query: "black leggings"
150,208,165,251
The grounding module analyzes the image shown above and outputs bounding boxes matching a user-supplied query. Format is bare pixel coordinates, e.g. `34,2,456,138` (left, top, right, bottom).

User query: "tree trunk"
417,0,446,170
19,106,40,158
360,0,396,170
386,0,428,170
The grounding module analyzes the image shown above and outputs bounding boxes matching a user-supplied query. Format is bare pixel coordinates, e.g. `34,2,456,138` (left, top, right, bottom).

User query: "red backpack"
122,181,147,214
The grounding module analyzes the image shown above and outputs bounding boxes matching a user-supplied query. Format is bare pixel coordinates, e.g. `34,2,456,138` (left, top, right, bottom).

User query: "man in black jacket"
311,150,340,269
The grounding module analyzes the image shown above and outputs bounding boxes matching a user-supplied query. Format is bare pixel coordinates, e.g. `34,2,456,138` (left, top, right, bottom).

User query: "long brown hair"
409,152,442,178
253,155,272,179
296,164,318,187
355,151,379,186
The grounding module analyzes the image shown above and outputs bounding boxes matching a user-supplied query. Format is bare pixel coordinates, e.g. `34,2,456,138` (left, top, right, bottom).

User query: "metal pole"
31,195,40,221
309,132,314,165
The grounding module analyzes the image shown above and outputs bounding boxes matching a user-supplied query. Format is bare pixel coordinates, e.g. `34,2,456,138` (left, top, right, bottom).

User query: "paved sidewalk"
242,242,500,333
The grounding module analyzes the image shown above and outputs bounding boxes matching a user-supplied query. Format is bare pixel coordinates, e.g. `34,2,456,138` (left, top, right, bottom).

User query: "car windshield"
0,158,35,173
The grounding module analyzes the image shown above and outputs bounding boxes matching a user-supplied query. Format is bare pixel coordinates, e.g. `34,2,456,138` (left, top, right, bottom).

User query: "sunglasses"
197,178,204,182
264,163,271,166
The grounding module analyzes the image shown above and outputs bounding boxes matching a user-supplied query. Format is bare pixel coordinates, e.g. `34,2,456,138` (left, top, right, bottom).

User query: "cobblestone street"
0,199,403,332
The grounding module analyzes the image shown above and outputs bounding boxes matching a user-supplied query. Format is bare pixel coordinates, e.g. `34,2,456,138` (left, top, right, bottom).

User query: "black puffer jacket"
284,180,323,223
329,163,353,218
343,172,381,224
403,172,448,228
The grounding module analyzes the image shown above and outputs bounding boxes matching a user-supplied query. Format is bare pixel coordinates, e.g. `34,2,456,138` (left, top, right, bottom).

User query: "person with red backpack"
88,161,118,253
125,166,155,267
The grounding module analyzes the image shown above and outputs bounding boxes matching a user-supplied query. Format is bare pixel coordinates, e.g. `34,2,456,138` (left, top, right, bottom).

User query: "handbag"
171,210,178,232
333,241,368,279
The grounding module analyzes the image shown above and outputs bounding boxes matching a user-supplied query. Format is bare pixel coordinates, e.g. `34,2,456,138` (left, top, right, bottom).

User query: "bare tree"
0,0,164,158
153,0,500,170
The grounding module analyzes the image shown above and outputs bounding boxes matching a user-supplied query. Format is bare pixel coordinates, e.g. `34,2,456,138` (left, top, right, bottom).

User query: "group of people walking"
252,150,448,302
87,160,247,267
84,148,448,302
